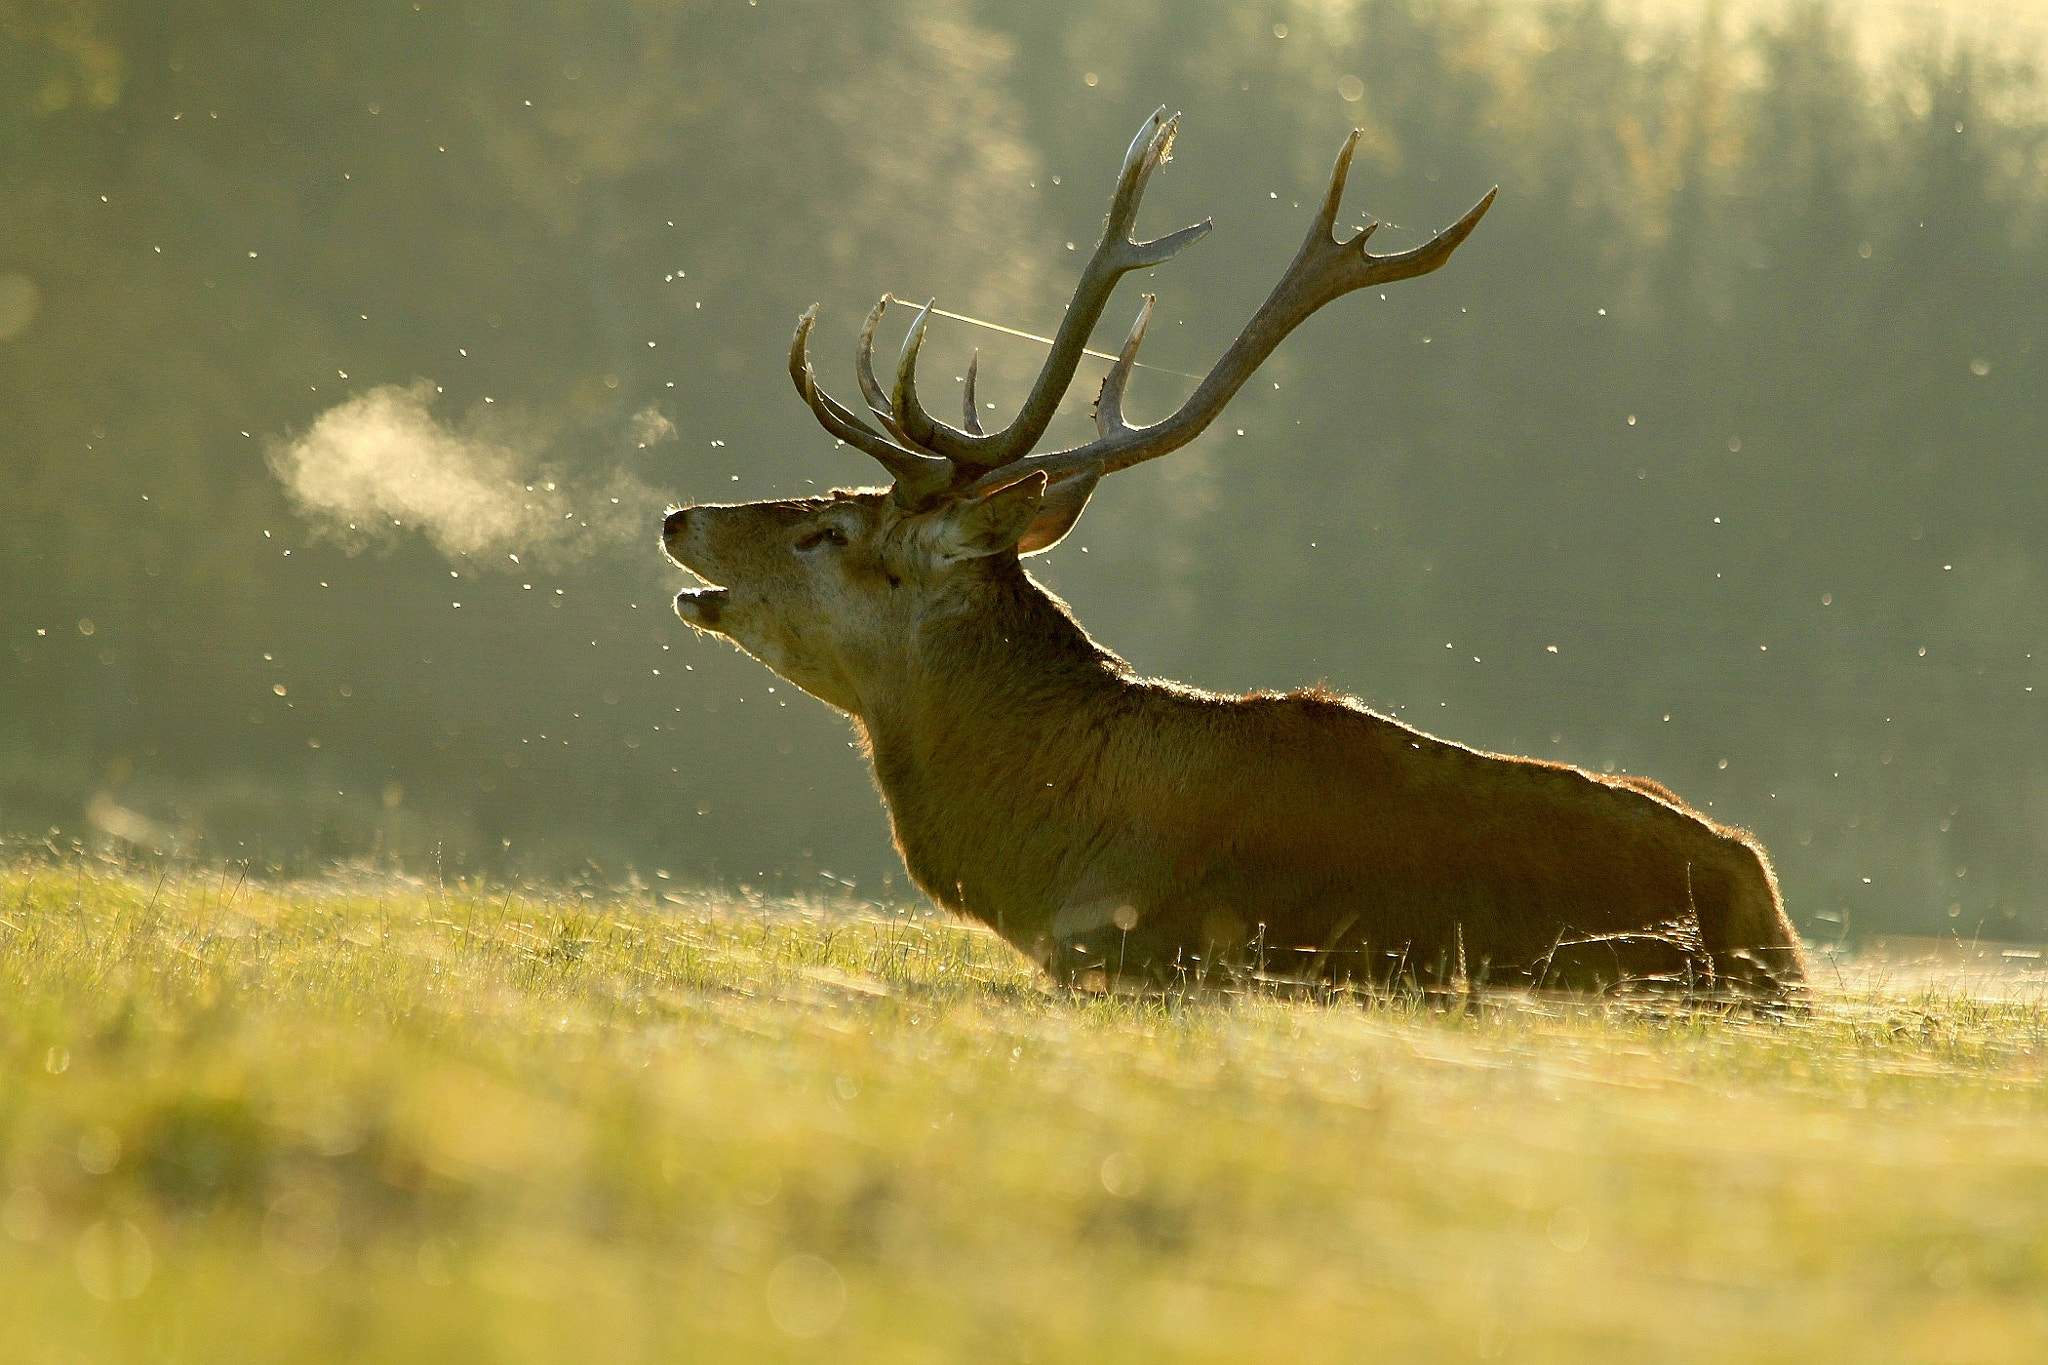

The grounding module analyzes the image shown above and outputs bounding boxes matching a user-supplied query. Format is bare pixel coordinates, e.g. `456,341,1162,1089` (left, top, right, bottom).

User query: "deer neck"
855,562,1129,933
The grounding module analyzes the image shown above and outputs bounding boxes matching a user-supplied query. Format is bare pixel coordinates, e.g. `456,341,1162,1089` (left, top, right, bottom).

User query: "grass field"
4,858,2047,1363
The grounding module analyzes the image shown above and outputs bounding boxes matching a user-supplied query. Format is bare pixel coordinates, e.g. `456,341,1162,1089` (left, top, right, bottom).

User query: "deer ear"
1017,468,1100,555
934,471,1047,559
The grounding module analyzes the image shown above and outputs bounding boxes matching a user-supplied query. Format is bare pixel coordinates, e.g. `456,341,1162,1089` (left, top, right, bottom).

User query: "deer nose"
663,507,690,541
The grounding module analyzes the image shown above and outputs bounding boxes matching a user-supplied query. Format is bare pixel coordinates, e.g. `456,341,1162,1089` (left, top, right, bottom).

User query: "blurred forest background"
3,0,2044,941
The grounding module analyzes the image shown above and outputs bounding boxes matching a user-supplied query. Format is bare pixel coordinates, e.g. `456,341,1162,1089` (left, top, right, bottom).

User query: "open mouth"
663,515,729,627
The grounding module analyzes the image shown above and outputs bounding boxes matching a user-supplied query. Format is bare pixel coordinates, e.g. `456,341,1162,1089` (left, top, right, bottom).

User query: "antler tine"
885,107,1213,469
853,295,915,444
789,308,885,442
889,298,947,456
1092,294,1154,440
1298,128,1495,288
788,306,954,507
962,131,1496,498
961,350,983,436
1311,129,1370,249
1109,110,1217,271
1011,295,1148,558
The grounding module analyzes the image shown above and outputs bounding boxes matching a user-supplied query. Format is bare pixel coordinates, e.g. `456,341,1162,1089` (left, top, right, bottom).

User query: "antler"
965,130,1496,497
869,107,1211,473
785,109,1494,520
786,108,1208,502
787,307,953,506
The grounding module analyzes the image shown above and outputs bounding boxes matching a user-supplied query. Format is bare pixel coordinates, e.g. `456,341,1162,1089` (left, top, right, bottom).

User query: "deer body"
664,110,1805,993
896,552,1788,986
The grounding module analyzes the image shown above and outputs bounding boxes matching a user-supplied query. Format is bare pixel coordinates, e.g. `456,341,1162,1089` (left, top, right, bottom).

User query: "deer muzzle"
661,507,732,628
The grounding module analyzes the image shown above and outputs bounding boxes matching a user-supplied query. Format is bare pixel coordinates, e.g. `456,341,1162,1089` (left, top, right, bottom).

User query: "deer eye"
794,526,848,553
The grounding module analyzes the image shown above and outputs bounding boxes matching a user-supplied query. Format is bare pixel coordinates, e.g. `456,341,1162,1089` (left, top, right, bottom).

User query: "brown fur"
663,488,1806,996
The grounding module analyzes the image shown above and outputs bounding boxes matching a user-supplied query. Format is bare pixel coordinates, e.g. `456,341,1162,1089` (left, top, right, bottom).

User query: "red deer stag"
663,109,1805,995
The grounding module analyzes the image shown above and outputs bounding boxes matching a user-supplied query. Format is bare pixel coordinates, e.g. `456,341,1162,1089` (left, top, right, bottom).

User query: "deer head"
663,109,1494,714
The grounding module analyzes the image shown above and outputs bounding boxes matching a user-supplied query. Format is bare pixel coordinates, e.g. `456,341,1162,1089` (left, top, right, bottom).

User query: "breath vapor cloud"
268,381,664,564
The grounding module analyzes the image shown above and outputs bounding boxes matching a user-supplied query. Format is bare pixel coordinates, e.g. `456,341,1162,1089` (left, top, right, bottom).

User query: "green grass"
3,859,2047,1363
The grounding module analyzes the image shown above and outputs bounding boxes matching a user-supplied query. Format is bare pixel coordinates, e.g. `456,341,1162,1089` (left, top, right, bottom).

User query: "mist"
269,382,666,566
